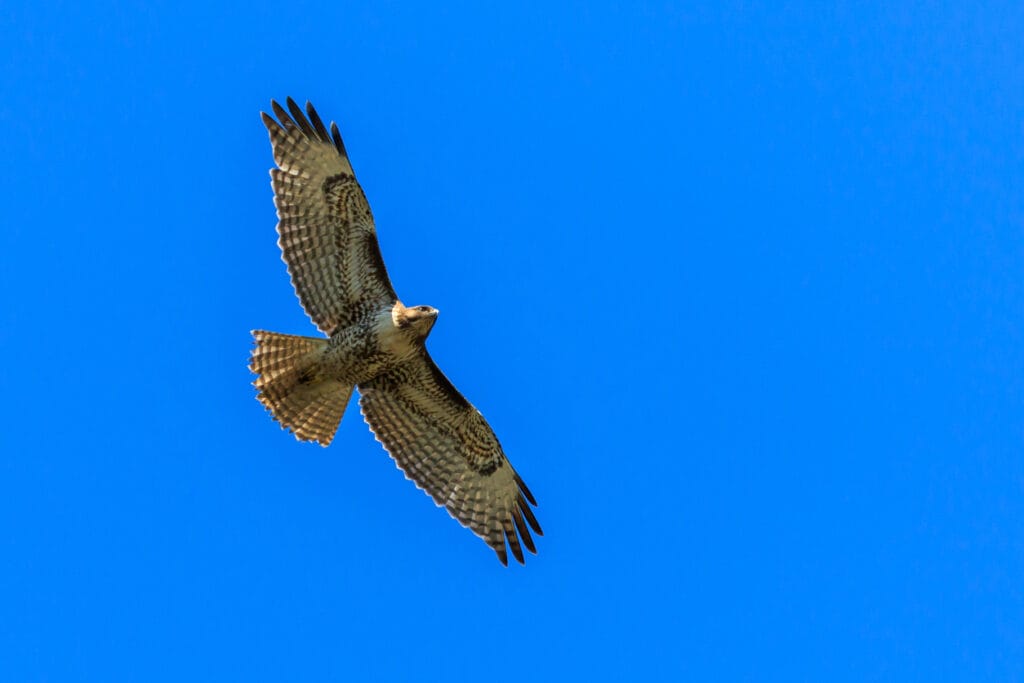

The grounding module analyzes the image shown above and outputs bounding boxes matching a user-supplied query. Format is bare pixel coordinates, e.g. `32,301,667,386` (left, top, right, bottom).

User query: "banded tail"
249,330,353,446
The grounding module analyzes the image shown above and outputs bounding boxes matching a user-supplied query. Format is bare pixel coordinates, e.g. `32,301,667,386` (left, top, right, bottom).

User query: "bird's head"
396,303,439,339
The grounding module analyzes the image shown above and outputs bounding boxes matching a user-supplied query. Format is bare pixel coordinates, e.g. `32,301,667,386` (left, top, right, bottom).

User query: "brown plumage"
249,98,541,565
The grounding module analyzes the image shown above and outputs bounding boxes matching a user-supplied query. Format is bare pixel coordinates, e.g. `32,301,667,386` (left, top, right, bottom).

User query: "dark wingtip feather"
518,496,543,536
270,99,291,128
330,121,348,157
515,473,537,506
496,545,509,566
512,507,537,554
260,111,280,133
305,101,331,143
286,97,316,137
507,529,525,565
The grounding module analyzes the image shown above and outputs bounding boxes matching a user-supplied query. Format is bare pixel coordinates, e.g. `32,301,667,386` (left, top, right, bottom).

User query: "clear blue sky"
2,1,1022,680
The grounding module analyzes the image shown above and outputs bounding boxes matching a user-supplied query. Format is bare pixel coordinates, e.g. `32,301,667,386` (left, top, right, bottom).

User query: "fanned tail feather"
249,330,352,446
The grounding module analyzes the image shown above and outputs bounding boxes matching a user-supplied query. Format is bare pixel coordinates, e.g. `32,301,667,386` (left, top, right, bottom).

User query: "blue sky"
2,1,1022,680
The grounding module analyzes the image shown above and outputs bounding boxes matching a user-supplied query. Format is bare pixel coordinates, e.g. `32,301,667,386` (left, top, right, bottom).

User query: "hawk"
249,98,541,565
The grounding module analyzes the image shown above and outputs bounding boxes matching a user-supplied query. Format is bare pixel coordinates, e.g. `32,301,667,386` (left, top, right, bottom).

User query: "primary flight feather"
249,98,541,565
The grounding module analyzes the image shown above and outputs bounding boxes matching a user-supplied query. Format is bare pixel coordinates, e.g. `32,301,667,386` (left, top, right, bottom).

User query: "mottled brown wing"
358,350,542,565
262,98,397,334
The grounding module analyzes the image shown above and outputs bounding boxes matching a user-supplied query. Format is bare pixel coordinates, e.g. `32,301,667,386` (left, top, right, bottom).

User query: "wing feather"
330,121,348,156
358,350,542,565
305,101,331,140
262,98,396,334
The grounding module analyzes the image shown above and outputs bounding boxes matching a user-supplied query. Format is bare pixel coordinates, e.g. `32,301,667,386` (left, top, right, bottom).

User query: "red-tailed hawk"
249,98,541,565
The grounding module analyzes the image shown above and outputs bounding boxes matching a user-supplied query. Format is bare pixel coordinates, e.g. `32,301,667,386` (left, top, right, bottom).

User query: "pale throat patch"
390,301,405,328
376,302,416,358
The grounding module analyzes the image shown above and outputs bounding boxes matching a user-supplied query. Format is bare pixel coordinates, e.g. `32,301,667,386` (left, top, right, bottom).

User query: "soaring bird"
249,99,541,565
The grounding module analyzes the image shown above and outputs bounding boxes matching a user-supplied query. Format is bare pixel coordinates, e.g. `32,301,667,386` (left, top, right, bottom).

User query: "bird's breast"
321,305,416,384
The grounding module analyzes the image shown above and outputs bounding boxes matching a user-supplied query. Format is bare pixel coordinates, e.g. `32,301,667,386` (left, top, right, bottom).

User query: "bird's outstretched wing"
262,98,397,334
358,350,542,565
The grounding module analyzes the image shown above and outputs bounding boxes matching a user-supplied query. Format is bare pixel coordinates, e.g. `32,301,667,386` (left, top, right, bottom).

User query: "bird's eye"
419,306,430,312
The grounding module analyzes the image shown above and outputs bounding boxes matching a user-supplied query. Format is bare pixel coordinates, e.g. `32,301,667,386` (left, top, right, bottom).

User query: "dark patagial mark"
364,236,391,284
426,361,471,410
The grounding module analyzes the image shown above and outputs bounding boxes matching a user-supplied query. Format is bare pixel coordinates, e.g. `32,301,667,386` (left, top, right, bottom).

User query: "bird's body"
318,303,422,385
249,99,541,565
